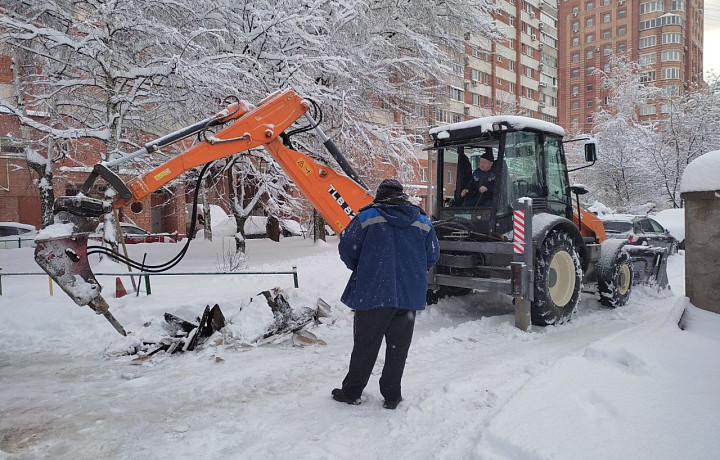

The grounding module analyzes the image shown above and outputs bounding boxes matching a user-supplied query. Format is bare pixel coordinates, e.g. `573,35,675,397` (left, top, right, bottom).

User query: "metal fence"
0,266,299,296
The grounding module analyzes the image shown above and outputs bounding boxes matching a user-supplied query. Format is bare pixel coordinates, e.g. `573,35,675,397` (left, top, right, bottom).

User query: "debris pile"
130,289,331,362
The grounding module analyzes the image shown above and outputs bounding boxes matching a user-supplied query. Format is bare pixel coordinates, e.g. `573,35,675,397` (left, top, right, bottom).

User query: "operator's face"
479,158,493,172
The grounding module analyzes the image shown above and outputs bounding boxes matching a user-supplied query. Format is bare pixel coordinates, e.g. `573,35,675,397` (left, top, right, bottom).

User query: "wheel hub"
617,264,631,296
548,251,575,306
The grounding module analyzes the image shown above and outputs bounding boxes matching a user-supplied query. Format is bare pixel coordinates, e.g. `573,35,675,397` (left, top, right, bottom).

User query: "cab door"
543,135,572,218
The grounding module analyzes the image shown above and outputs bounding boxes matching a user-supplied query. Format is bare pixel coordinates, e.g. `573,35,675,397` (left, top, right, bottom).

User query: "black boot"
332,388,361,405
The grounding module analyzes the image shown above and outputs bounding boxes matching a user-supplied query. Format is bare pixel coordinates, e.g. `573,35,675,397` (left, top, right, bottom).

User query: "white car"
0,222,38,249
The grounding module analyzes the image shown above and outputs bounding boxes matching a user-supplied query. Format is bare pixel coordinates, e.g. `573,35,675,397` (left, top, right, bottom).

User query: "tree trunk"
266,216,281,242
201,178,213,241
313,209,326,242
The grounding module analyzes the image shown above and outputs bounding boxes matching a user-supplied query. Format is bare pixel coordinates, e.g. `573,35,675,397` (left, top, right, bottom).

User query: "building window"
618,42,626,53
640,14,684,31
587,50,594,59
586,34,594,43
587,84,594,92
662,67,680,80
587,67,594,76
662,85,681,97
618,9,626,18
572,100,580,110
603,30,611,39
509,60,515,71
587,2,594,11
509,82,516,94
604,46,611,56
671,0,686,12
572,116,579,126
603,13,611,23
510,15,515,26
572,68,580,78
618,26,626,36
639,53,657,65
587,17,594,27
662,50,681,61
572,85,579,96
497,77,503,85
572,53,580,62
602,0,610,5
640,1,664,14
448,170,454,184
572,37,580,46
662,33,682,44
639,36,657,49
640,70,656,82
572,5,579,14
639,104,657,116
449,86,464,101
421,167,427,182
587,99,594,108
573,21,579,32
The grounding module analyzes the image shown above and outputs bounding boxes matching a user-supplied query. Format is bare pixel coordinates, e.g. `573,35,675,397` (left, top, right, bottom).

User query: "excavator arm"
34,88,374,335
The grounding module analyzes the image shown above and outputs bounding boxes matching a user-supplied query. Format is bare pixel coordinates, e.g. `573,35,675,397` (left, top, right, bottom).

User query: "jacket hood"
361,203,424,228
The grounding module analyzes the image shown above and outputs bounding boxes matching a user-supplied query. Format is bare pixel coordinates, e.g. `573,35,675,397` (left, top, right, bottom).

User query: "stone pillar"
681,190,720,314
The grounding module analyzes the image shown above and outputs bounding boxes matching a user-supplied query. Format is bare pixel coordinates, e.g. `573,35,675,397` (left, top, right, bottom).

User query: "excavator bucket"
624,245,670,289
34,233,127,336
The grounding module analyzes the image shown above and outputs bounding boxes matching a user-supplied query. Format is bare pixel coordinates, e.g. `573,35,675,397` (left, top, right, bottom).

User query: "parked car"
0,222,38,248
93,222,177,244
602,215,679,254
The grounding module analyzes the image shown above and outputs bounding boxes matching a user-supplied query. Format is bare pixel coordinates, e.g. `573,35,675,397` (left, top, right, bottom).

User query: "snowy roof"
429,115,565,138
680,150,720,193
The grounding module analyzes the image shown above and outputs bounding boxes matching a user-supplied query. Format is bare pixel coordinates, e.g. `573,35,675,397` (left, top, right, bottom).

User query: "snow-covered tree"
653,72,720,207
587,56,663,211
0,0,248,225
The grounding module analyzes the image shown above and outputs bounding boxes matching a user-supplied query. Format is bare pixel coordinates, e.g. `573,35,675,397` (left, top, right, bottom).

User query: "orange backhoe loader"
35,89,668,335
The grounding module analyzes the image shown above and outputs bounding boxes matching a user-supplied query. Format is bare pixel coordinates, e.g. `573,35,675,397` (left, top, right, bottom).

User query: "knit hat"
481,150,494,162
374,179,407,203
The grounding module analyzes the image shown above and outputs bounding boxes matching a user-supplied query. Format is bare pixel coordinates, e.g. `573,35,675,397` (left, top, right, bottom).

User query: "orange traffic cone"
115,277,128,298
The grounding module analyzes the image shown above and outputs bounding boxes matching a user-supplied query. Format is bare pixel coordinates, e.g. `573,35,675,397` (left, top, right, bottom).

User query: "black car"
602,215,679,254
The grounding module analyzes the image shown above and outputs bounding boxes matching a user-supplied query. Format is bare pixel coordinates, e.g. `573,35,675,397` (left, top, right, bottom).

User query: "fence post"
48,276,54,296
292,265,298,288
144,274,152,295
0,270,3,296
18,237,22,248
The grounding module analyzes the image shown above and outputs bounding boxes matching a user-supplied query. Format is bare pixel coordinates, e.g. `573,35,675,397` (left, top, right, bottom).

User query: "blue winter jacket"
338,203,440,311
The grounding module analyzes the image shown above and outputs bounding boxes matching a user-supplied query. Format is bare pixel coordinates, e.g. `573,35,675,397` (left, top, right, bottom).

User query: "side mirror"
584,142,597,162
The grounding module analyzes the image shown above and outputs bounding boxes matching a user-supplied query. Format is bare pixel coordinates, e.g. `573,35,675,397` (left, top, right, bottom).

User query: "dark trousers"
342,307,416,402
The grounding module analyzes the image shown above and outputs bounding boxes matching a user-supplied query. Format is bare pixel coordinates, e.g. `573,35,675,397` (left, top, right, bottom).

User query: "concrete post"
681,190,720,314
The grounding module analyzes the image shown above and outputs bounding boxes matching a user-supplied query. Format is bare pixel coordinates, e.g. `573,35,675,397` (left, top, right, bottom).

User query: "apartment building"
407,0,562,208
558,0,704,131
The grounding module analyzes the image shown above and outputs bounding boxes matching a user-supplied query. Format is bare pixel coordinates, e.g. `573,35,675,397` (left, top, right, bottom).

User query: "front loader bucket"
625,245,670,289
34,234,127,336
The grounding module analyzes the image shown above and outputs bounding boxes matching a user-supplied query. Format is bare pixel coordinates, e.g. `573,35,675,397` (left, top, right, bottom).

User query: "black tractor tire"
597,248,633,308
531,231,582,326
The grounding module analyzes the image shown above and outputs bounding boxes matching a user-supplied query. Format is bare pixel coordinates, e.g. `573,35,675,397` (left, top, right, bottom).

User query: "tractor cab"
429,116,573,238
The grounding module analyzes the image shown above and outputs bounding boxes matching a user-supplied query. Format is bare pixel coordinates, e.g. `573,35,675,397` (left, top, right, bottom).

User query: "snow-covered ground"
1,237,718,459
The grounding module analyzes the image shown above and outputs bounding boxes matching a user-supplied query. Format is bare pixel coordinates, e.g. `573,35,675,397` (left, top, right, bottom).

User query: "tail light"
628,234,639,244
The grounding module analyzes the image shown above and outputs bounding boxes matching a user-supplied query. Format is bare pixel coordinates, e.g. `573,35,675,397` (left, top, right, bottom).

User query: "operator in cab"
460,150,496,207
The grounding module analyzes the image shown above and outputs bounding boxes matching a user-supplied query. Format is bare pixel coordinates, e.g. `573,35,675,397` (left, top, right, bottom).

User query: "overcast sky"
705,0,720,74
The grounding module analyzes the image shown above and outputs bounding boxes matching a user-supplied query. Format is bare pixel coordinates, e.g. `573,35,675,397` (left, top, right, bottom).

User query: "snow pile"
680,150,720,193
654,208,685,243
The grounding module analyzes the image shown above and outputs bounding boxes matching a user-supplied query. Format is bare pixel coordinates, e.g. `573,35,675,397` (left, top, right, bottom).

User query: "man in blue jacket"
332,179,439,409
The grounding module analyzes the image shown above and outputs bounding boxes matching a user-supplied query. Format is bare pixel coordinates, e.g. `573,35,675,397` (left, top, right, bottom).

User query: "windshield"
603,221,633,233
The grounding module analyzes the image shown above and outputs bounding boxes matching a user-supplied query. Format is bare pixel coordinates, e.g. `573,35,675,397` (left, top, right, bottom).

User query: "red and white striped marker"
513,210,525,254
